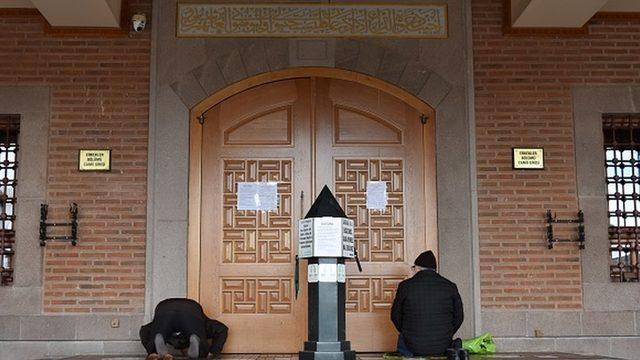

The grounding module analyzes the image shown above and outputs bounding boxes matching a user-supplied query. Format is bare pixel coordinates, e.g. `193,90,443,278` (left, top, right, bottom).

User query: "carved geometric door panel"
346,277,404,312
334,159,405,263
314,78,436,352
197,77,436,353
200,79,311,353
222,159,293,264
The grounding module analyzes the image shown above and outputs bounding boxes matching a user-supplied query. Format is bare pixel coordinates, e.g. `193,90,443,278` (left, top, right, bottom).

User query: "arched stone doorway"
150,37,477,348
187,69,437,352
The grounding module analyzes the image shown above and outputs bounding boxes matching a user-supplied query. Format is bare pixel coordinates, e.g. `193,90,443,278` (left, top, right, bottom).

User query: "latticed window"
604,113,640,282
0,115,19,286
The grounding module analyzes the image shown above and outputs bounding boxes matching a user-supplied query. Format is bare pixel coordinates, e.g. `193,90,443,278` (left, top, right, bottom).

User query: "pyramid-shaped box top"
299,186,354,258
304,185,346,218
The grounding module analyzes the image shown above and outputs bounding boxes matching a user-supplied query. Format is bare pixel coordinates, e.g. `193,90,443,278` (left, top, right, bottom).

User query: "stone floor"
40,353,624,360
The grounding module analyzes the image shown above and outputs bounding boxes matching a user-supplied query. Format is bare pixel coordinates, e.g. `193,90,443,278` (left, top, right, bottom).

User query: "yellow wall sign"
513,148,544,169
78,149,111,171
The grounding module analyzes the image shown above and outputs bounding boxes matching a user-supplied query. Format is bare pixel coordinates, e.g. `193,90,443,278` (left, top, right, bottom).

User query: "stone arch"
169,39,453,113
152,38,478,338
182,40,449,302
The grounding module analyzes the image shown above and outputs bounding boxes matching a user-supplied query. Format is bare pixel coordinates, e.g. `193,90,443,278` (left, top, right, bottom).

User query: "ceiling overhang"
3,0,122,28
510,0,640,29
600,0,640,12
2,0,35,8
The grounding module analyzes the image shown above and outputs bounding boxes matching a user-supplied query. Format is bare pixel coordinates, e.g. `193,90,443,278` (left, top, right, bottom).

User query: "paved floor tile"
39,353,623,360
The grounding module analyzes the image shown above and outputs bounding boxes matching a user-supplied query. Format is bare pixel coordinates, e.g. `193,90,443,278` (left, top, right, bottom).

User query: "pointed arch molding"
169,40,452,117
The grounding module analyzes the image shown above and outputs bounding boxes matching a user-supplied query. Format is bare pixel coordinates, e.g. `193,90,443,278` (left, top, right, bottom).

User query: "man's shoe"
457,349,469,360
146,354,160,360
445,348,460,360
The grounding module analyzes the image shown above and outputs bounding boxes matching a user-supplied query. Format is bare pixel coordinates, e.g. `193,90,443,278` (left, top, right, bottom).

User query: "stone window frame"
0,114,20,286
602,114,640,282
573,86,640,312
0,86,49,315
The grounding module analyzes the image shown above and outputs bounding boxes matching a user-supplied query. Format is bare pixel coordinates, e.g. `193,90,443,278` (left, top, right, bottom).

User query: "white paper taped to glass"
237,182,278,211
366,181,388,210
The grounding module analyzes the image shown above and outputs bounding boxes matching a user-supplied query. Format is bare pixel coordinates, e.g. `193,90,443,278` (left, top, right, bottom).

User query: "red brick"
0,1,151,313
473,0,640,309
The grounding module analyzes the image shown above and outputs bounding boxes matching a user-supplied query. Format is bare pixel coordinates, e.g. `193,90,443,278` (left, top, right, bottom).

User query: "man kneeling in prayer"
140,298,228,360
391,250,467,360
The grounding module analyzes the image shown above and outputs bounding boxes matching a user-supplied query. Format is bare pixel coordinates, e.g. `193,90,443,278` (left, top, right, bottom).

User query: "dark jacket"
391,270,464,356
140,298,228,357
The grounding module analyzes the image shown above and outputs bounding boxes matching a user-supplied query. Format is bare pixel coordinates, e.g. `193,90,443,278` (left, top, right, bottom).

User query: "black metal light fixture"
39,203,79,246
546,210,585,249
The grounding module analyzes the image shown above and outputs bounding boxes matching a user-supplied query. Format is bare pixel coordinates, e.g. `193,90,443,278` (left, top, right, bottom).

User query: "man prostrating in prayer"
140,298,228,360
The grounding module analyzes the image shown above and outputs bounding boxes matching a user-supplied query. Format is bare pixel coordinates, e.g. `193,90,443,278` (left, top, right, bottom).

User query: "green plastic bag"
462,332,496,354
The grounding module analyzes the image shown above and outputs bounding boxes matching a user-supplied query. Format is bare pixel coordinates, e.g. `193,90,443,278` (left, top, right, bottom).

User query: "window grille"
603,113,640,282
0,115,19,286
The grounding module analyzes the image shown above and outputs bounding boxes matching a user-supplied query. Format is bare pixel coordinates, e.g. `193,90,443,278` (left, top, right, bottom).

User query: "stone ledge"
495,336,640,359
0,340,143,359
482,310,640,337
0,315,144,341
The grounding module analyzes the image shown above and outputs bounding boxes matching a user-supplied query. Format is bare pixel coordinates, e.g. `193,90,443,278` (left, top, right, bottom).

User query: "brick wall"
0,2,151,313
473,0,640,309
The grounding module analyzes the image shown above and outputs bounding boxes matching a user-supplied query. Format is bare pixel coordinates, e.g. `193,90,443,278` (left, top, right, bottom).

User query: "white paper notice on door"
237,182,278,211
366,181,388,210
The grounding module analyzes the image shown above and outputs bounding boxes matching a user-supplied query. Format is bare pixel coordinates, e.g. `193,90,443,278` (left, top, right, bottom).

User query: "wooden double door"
195,77,436,353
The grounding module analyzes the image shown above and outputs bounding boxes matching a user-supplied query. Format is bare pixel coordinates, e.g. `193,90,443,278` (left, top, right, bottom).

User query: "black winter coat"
390,270,464,356
140,298,228,357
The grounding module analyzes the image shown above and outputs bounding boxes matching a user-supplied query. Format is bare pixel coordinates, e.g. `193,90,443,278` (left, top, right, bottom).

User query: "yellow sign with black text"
513,148,544,170
79,149,111,171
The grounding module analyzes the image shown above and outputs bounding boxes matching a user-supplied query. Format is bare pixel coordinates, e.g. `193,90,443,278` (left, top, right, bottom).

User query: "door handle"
299,190,305,220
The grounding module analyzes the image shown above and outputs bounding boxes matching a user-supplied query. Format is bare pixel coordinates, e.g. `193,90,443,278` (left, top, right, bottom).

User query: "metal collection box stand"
298,186,357,360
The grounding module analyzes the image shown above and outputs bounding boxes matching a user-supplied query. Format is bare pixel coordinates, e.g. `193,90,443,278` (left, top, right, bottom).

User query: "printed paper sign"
318,263,338,282
237,182,278,211
308,263,319,283
341,219,355,258
298,219,314,258
337,264,346,283
297,217,356,258
314,218,343,257
366,181,388,210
